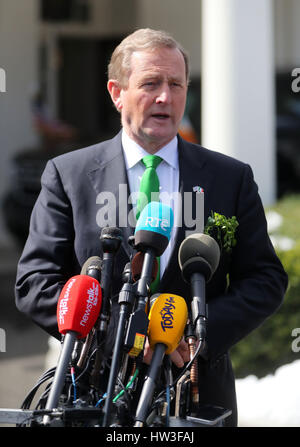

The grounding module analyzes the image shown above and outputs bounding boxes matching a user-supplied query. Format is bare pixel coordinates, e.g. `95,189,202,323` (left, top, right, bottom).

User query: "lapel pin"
193,186,204,193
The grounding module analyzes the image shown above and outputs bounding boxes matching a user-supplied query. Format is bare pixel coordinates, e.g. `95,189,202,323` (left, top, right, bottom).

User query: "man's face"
108,47,188,153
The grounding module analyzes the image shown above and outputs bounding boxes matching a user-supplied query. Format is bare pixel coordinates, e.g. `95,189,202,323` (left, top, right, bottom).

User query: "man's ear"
107,79,123,111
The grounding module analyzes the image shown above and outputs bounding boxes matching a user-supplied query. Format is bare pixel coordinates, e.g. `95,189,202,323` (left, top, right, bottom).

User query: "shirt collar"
122,130,178,170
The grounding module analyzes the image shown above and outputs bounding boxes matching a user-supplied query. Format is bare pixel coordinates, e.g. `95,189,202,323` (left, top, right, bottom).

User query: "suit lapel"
160,136,208,288
86,132,134,258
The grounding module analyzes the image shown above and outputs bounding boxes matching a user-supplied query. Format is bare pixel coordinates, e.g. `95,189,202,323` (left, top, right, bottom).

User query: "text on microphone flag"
148,293,188,354
135,201,174,240
57,275,102,338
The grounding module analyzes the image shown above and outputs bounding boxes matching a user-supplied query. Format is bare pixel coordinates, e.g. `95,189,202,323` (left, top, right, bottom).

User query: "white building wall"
274,0,300,70
137,0,202,77
0,0,39,246
201,0,276,206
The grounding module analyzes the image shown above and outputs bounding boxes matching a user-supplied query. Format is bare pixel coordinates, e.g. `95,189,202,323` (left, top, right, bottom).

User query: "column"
201,0,275,205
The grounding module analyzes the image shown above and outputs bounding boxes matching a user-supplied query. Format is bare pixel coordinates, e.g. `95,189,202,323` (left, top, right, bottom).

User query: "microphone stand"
136,248,156,310
190,272,207,343
134,343,166,427
102,262,137,427
97,227,123,341
90,228,122,389
102,244,157,426
77,257,102,370
43,331,77,425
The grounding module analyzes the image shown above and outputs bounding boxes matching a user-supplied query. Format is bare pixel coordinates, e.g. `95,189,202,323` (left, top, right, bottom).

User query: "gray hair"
108,28,190,87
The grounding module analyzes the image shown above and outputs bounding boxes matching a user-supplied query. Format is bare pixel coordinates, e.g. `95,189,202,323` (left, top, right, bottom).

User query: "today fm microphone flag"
134,293,188,427
43,275,102,423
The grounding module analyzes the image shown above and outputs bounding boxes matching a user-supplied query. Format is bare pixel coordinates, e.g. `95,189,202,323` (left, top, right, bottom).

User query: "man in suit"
15,29,288,426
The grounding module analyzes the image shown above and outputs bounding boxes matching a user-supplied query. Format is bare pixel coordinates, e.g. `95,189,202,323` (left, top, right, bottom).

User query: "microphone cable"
20,367,56,410
150,338,204,411
113,367,139,404
163,356,172,426
70,367,77,403
94,367,139,408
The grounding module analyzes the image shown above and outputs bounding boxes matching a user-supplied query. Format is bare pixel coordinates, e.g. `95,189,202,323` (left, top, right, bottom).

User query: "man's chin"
140,129,176,150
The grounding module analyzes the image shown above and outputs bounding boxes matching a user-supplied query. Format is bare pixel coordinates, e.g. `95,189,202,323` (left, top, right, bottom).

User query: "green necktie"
136,155,162,220
136,155,162,293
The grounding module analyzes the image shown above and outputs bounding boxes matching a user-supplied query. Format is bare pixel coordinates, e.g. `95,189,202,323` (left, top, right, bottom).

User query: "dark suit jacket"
15,131,288,426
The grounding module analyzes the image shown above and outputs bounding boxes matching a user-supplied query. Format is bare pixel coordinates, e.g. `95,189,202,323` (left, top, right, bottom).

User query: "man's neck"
122,129,177,154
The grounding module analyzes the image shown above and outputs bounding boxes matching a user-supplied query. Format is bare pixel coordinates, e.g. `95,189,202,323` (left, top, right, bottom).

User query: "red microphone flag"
57,275,102,338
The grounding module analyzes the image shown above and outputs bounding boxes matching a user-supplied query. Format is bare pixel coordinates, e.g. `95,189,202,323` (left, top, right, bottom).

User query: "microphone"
134,293,188,427
134,201,174,257
178,233,220,341
102,204,173,427
134,201,174,309
43,275,102,422
90,228,122,390
102,258,140,427
123,202,173,360
81,255,102,282
122,262,133,284
77,256,102,369
98,227,123,334
131,251,158,283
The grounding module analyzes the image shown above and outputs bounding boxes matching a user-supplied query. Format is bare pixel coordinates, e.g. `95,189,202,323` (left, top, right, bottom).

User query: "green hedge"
230,195,300,378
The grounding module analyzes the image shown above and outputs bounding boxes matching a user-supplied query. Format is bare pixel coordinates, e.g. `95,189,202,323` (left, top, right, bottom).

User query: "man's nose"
155,85,171,104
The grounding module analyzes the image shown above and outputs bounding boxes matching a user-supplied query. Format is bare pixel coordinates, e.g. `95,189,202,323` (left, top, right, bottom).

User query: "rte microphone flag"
134,201,173,257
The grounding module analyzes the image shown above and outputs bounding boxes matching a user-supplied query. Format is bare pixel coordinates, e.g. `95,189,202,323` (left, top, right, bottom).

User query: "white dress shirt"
121,130,180,279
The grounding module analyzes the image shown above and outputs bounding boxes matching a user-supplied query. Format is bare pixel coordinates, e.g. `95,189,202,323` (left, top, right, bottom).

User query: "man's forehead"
129,48,186,78
130,47,184,63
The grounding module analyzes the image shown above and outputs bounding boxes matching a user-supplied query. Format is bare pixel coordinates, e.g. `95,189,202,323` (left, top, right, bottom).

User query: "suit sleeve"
206,164,288,361
15,159,78,339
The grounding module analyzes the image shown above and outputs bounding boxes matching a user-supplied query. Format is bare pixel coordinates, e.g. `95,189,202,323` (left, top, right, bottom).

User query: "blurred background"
0,0,300,426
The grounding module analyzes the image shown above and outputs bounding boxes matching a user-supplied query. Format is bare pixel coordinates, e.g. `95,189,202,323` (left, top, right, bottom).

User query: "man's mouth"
151,113,170,120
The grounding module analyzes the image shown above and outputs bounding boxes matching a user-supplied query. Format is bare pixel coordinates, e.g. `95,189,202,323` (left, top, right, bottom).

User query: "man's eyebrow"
140,73,185,83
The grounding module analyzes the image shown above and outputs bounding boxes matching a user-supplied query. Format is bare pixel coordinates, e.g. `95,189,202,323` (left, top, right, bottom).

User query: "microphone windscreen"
57,275,102,339
148,294,188,354
134,202,174,256
178,233,220,281
100,226,123,252
80,256,102,275
101,226,123,240
131,252,159,282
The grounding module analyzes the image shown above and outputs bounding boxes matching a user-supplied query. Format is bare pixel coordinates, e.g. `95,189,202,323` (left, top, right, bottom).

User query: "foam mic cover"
134,202,174,257
178,233,220,282
57,275,102,339
100,226,123,253
131,252,159,283
80,256,102,281
147,294,188,354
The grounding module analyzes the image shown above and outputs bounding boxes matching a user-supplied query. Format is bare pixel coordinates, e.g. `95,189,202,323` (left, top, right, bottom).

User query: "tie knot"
142,155,162,170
